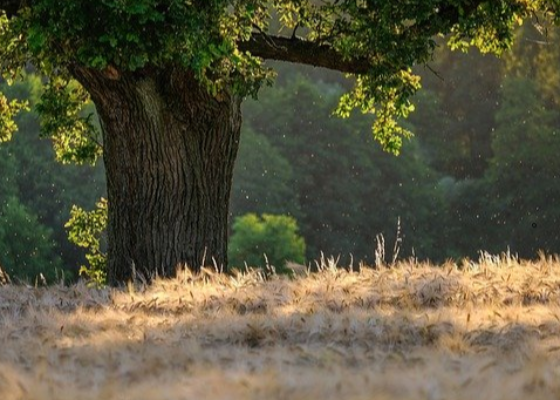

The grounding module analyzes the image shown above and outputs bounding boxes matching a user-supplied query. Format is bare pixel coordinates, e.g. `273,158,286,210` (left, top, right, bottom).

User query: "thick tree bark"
71,66,241,283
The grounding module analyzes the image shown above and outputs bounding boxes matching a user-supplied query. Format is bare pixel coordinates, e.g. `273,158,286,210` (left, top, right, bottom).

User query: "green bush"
228,213,306,274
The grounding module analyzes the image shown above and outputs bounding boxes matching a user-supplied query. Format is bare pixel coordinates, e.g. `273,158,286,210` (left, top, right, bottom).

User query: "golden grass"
3,254,560,399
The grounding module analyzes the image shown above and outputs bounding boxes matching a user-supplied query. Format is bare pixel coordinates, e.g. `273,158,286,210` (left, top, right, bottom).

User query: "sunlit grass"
2,253,560,399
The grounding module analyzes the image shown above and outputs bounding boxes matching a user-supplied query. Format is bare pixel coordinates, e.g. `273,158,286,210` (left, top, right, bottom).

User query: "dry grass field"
3,253,560,399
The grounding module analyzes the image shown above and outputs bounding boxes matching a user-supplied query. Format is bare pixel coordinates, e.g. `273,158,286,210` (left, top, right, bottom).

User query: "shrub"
228,213,306,274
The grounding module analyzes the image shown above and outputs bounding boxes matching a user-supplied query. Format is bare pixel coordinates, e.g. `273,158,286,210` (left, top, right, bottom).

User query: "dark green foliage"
441,178,504,259
0,196,62,282
485,77,560,257
0,74,106,280
236,71,446,262
411,27,560,259
14,0,273,97
412,47,502,179
231,127,300,218
228,213,306,274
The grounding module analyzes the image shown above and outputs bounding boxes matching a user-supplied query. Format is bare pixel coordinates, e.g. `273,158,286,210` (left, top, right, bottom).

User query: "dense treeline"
416,23,560,259
233,70,444,263
232,24,560,263
1,24,559,280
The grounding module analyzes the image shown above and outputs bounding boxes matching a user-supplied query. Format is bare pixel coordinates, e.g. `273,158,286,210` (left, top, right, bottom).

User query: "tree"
0,1,557,283
491,23,560,256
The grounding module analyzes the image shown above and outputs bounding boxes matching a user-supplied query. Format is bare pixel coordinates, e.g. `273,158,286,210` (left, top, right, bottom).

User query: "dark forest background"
1,24,559,281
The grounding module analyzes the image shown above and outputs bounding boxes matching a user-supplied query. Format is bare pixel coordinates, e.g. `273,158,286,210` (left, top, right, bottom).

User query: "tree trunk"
71,67,242,283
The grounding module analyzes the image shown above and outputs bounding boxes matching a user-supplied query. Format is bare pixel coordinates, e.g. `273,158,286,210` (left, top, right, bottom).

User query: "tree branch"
238,33,372,75
239,1,489,75
0,0,502,77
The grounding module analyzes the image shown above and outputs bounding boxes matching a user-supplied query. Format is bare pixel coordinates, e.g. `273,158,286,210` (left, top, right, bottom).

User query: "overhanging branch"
238,33,372,74
0,0,501,76
238,1,490,75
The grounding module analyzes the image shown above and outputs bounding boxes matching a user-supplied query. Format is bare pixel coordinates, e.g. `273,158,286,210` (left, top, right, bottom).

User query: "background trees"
1,1,555,282
232,21,560,265
235,71,445,263
1,15,560,280
0,74,105,282
410,22,560,260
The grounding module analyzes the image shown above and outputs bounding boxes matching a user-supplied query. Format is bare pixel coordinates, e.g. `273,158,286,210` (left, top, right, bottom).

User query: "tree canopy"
1,1,558,154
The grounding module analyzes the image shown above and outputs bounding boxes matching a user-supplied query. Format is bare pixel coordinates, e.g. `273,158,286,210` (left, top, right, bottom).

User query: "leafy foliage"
0,93,28,143
0,196,63,282
0,74,106,279
65,198,108,285
35,77,102,165
228,213,306,274
1,1,552,155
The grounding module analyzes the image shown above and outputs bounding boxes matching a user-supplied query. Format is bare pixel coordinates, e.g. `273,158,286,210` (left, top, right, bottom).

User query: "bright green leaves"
224,0,269,40
0,94,28,143
326,0,556,153
0,11,31,142
0,12,29,85
448,1,534,55
65,198,108,286
2,0,558,156
214,0,273,96
199,47,274,99
270,1,442,153
1,10,100,164
228,213,306,274
35,76,102,165
203,0,273,97
336,70,419,155
274,0,316,30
